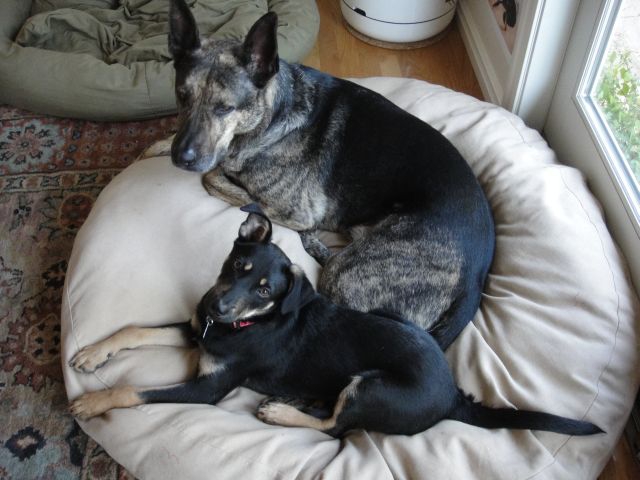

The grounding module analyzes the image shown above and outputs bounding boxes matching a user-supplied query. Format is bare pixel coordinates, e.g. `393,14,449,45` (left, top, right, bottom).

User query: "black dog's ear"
169,0,200,62
238,204,272,243
242,12,279,88
281,265,316,315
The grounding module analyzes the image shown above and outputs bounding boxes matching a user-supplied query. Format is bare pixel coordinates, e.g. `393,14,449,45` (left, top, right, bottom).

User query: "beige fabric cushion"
62,78,640,479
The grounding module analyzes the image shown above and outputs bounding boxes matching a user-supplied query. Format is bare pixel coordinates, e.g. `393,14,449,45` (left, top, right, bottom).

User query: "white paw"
256,402,292,425
69,344,113,373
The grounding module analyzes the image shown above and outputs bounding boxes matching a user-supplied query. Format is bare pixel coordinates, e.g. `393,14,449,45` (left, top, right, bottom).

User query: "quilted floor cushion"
62,78,640,479
0,0,318,120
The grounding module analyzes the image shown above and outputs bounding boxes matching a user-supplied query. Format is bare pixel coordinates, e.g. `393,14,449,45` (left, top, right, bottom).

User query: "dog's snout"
216,298,231,315
171,131,202,170
181,148,197,164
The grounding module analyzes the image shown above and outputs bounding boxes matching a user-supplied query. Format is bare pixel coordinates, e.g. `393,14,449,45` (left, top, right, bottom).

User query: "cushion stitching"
143,61,152,106
66,275,113,391
525,170,623,479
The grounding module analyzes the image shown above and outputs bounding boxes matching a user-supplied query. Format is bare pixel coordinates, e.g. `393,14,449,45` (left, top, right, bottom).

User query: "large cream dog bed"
62,78,640,479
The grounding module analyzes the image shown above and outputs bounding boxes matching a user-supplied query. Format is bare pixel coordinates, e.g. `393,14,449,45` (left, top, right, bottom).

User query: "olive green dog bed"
0,0,319,120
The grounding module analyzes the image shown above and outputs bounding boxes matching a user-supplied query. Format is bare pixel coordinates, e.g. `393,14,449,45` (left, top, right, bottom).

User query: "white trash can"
341,0,457,45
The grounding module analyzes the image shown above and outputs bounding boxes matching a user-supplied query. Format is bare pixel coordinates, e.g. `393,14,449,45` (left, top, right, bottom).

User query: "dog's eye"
233,259,243,270
214,104,235,116
257,287,270,298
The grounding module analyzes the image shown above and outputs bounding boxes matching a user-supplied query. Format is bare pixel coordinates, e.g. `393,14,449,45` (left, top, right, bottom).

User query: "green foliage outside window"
595,50,640,184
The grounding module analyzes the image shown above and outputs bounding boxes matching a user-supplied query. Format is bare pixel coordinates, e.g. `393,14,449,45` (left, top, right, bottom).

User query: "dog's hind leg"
69,322,193,373
258,396,332,419
256,371,431,436
319,213,476,349
257,375,364,436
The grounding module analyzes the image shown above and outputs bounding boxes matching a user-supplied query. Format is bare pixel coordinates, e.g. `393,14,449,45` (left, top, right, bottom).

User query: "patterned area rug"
0,105,177,478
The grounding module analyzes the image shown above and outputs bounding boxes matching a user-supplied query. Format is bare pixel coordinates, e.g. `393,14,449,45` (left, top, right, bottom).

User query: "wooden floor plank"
303,0,482,98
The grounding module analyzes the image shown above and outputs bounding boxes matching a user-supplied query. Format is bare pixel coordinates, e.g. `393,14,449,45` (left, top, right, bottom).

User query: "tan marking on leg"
138,135,174,160
257,376,362,431
70,326,191,373
69,386,143,421
197,349,226,377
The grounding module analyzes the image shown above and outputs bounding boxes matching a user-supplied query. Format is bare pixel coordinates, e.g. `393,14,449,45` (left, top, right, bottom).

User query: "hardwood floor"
302,0,482,98
302,2,640,479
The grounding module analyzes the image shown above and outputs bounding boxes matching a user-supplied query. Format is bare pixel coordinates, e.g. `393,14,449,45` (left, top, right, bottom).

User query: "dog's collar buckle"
202,315,214,339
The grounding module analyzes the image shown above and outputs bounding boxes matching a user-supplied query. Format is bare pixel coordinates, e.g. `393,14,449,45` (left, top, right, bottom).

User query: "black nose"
181,148,196,166
216,299,230,315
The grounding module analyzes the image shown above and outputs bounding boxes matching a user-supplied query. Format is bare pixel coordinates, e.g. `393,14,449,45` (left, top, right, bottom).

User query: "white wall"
457,0,579,130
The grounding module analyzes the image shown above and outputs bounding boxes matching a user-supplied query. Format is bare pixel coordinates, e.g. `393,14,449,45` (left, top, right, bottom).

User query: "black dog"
141,0,496,351
70,205,602,438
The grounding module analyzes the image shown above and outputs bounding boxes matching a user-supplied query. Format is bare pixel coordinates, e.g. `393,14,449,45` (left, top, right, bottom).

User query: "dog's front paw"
69,386,140,421
69,391,112,421
69,344,113,373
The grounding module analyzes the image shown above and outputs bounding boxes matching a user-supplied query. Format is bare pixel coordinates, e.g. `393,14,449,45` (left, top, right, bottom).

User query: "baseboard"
456,2,501,104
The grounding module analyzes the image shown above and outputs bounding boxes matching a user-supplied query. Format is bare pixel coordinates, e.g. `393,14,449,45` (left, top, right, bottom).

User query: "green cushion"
0,0,319,120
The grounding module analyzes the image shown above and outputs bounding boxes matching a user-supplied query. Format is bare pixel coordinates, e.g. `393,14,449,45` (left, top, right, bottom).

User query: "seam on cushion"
526,171,623,479
66,279,112,391
143,61,152,106
503,113,531,146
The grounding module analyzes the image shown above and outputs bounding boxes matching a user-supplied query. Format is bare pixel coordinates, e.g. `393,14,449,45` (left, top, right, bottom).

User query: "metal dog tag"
202,316,214,339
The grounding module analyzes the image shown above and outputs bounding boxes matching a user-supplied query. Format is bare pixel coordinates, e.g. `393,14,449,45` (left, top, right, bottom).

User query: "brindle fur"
155,0,496,349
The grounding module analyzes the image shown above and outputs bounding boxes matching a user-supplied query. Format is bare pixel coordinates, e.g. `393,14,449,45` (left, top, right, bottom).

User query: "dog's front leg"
69,322,193,373
70,362,241,421
202,167,254,206
299,230,332,266
138,135,175,160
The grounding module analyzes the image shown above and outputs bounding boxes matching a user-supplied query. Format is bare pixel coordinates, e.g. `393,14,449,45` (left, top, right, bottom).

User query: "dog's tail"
447,392,604,436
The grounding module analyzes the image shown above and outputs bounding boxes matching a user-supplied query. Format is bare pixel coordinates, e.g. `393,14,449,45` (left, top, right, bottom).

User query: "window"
545,0,640,291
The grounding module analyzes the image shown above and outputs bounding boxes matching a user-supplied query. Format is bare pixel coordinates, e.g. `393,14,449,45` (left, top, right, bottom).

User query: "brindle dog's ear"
281,265,316,315
238,204,272,243
242,12,279,88
169,0,200,63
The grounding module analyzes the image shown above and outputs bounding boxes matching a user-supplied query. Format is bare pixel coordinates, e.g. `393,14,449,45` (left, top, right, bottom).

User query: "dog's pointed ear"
238,203,272,243
281,265,316,315
242,12,279,88
169,0,200,63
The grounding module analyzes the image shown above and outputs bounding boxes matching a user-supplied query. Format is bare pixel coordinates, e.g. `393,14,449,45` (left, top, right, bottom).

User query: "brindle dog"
147,0,495,350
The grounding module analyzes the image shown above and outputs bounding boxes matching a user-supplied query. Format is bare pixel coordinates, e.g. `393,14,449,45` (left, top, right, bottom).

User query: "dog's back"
296,73,495,348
